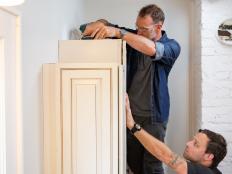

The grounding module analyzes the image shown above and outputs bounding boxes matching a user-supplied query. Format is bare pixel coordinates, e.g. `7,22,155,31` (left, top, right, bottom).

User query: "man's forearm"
126,96,186,173
134,129,187,174
80,20,157,56
122,32,156,56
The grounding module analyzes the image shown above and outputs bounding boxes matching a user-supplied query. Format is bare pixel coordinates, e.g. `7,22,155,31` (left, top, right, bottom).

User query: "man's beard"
183,149,192,161
183,150,197,163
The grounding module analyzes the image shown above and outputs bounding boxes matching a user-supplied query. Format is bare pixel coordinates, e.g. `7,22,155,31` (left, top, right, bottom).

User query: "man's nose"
186,141,191,147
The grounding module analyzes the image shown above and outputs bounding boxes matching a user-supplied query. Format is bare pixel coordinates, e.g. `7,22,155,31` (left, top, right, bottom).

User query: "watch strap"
130,123,141,134
119,29,128,39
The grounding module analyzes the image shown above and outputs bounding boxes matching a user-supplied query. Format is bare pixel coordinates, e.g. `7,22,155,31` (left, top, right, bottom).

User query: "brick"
192,0,232,171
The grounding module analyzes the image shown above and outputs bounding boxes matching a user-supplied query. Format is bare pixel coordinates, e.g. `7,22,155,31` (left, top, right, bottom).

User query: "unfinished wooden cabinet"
43,40,126,174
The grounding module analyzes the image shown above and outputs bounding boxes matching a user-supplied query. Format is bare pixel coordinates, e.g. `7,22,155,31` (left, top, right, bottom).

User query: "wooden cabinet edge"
43,64,62,174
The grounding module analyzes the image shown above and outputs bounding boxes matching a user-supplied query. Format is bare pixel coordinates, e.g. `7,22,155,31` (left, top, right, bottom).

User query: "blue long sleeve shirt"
80,24,181,124
125,30,181,124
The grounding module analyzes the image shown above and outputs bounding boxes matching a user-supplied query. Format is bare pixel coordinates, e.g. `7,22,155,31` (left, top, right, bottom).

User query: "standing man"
81,4,181,174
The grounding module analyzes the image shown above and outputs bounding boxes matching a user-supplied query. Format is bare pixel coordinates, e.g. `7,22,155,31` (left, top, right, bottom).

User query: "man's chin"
183,153,195,162
183,151,189,160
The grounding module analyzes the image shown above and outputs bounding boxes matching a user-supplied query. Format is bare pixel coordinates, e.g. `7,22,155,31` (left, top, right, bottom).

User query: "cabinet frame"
43,63,126,174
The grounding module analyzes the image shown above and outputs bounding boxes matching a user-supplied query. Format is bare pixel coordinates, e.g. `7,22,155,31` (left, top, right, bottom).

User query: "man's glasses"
135,24,160,32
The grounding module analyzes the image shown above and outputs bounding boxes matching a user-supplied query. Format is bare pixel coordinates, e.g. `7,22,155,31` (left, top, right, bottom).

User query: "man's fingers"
90,28,100,38
89,26,116,39
125,94,131,111
95,27,107,39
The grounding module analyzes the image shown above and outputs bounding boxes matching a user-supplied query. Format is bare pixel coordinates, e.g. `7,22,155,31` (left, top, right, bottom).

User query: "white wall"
81,1,190,173
12,1,83,173
191,0,232,173
0,8,18,174
200,0,232,173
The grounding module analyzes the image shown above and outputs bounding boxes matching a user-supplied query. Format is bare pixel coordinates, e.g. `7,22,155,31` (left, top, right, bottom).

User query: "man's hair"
138,4,165,24
199,129,227,168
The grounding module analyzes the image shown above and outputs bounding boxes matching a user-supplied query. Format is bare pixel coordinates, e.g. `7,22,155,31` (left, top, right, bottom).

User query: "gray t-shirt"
128,54,152,117
187,162,221,174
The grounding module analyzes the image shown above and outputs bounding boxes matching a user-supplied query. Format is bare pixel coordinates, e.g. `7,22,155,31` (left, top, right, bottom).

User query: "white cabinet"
43,40,126,174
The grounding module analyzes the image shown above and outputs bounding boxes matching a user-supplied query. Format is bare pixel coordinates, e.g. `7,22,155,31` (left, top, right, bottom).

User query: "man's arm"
80,20,156,56
125,95,187,174
133,129,187,174
95,28,156,56
120,32,156,56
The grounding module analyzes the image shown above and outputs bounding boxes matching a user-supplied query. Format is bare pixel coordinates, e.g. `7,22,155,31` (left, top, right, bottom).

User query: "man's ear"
204,153,214,161
154,24,162,32
157,24,162,30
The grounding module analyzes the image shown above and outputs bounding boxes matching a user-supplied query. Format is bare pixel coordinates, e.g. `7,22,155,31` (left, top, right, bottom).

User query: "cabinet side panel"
118,65,127,174
43,64,61,174
111,66,119,174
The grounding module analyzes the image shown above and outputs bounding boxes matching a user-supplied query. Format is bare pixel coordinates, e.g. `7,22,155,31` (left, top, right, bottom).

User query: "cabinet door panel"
62,69,111,174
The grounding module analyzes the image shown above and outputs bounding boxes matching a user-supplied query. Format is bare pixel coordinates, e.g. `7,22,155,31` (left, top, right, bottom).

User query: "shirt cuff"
79,23,88,32
154,42,164,60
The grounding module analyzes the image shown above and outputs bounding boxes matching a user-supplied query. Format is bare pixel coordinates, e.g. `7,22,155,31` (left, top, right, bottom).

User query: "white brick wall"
193,0,232,173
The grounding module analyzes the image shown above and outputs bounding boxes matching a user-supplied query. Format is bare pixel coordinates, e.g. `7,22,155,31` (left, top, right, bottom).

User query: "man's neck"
200,161,212,168
190,160,212,168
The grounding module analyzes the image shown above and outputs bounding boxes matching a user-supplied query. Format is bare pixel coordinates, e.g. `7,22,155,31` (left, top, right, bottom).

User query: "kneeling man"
126,95,227,174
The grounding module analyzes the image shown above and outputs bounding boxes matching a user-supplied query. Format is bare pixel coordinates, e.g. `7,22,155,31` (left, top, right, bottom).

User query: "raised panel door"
61,68,115,174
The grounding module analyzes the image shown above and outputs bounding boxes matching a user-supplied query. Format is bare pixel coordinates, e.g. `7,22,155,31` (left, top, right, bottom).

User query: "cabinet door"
62,68,117,174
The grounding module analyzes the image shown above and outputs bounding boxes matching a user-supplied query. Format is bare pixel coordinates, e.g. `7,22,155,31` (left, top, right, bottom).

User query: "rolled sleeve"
152,40,181,67
154,42,165,60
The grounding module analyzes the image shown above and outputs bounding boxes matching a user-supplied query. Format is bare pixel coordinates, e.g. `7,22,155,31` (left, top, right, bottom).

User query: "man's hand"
83,21,120,39
82,21,105,37
93,26,119,39
125,94,135,130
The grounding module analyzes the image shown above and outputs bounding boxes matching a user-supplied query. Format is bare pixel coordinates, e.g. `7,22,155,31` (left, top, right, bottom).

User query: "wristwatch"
119,29,128,39
130,123,142,134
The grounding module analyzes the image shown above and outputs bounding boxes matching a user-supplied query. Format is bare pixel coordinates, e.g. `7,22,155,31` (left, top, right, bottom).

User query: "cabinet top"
58,39,126,65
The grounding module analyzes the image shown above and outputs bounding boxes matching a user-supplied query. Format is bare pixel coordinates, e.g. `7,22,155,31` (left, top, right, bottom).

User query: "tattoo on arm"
168,153,186,169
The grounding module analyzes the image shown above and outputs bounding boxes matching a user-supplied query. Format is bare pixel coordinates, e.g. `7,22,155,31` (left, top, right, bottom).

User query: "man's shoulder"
159,30,179,45
157,31,181,58
212,167,222,174
187,162,220,174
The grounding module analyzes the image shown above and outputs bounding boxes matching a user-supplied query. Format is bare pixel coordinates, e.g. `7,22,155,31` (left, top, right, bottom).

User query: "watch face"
135,124,141,130
130,123,142,134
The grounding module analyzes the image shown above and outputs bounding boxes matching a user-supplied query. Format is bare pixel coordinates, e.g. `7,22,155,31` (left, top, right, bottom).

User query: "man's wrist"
130,123,142,134
119,29,129,39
